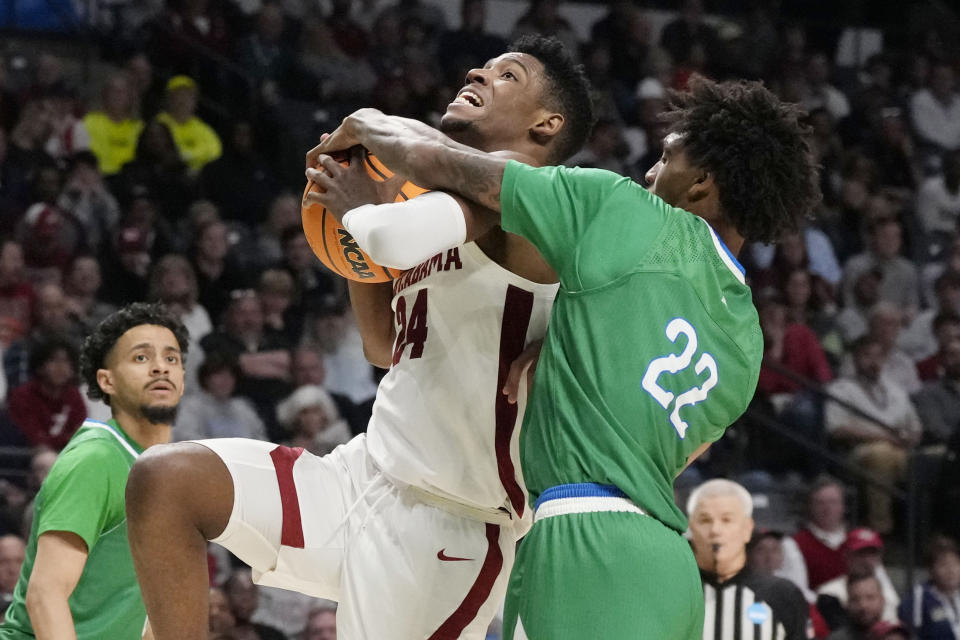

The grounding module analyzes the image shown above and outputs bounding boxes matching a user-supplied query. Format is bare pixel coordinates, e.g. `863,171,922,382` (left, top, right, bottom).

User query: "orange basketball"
302,151,429,282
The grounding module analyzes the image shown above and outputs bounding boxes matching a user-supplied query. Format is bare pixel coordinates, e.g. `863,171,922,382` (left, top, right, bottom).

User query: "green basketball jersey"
1,420,146,639
500,161,763,533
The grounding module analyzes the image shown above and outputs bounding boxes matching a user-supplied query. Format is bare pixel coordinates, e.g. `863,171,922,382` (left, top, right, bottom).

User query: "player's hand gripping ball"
302,151,428,282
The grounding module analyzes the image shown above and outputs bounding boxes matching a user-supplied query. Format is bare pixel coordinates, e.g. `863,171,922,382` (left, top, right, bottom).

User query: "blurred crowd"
0,0,959,637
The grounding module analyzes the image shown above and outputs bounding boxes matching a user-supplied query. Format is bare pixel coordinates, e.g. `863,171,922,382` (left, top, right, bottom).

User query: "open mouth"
453,90,484,108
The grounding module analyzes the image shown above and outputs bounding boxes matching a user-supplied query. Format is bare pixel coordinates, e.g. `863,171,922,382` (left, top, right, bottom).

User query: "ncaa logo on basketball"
747,602,770,625
337,229,375,279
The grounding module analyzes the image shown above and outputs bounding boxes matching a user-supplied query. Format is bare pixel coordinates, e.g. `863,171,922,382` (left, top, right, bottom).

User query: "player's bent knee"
127,442,234,540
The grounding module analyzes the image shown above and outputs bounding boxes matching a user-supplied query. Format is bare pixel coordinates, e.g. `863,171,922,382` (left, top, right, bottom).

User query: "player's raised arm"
310,109,510,214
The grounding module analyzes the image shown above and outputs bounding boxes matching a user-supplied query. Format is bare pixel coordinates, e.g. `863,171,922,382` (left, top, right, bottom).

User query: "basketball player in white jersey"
125,36,593,640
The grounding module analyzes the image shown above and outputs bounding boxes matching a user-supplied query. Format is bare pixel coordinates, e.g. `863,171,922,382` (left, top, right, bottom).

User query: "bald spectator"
82,74,143,175
302,603,336,640
223,569,286,640
155,76,222,174
909,61,960,153
826,336,921,534
842,218,920,316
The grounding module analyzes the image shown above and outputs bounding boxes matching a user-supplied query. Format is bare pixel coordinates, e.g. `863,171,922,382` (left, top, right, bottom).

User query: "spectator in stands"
825,336,921,534
565,117,629,173
303,603,337,640
82,74,143,176
749,528,816,603
288,344,363,435
851,302,921,394
913,338,960,447
191,219,248,324
155,76,222,174
5,282,82,390
437,0,507,86
824,571,888,640
901,271,960,364
276,384,351,456
0,535,25,607
148,254,211,392
917,149,960,240
689,479,811,640
914,312,960,382
787,476,849,591
174,352,265,441
864,107,921,193
842,218,919,317
42,83,89,163
923,236,960,309
279,226,340,315
115,120,197,225
101,225,152,306
237,4,294,90
56,151,120,256
867,621,911,640
909,60,960,154
7,335,85,450
510,0,579,62
208,585,236,640
836,269,881,345
804,52,850,122
200,289,292,439
200,121,277,229
258,268,298,345
18,162,83,276
63,255,115,335
899,536,960,640
817,528,901,628
223,569,286,640
0,240,35,344
297,16,376,114
6,101,55,207
659,0,720,75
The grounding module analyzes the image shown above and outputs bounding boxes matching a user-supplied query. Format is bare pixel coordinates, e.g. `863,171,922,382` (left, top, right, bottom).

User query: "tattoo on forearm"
441,151,504,211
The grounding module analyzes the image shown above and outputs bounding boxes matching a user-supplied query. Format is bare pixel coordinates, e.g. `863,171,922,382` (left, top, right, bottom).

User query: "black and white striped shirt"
701,569,811,640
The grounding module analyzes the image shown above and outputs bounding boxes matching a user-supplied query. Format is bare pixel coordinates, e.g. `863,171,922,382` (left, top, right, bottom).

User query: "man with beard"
0,302,187,639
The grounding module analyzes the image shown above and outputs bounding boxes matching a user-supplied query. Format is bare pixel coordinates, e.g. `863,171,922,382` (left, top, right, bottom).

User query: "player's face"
644,133,704,209
442,53,550,147
100,324,185,423
690,495,754,568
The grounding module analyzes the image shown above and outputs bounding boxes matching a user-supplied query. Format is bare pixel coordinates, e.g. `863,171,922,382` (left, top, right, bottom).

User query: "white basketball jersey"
366,241,557,530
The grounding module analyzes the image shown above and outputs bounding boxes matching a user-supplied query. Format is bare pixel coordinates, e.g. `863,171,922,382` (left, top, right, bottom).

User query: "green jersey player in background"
0,303,188,640
308,76,820,638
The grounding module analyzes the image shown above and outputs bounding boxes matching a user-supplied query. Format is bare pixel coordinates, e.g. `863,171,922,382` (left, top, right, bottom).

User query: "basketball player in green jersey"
308,77,819,638
0,303,188,639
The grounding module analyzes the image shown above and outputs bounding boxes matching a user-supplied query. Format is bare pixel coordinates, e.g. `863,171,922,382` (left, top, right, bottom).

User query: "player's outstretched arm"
308,109,509,213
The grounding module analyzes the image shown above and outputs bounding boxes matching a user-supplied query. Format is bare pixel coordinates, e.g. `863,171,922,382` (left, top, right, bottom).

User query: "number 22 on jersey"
640,318,718,439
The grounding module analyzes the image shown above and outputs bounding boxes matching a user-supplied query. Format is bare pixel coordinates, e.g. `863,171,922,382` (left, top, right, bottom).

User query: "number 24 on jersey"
641,318,718,439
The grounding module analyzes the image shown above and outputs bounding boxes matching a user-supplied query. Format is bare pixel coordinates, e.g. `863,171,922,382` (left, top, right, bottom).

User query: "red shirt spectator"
0,240,36,342
6,336,85,450
759,322,834,394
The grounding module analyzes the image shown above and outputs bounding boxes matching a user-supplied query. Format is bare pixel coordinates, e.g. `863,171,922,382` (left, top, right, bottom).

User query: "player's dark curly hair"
80,302,189,405
509,35,594,163
661,76,820,243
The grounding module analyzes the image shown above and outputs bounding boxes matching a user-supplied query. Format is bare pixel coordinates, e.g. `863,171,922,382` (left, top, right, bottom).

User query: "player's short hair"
660,76,820,244
686,478,753,518
508,35,594,163
80,302,189,406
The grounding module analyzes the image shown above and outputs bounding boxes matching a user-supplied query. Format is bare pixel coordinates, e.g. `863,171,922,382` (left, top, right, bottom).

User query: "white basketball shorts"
194,435,515,640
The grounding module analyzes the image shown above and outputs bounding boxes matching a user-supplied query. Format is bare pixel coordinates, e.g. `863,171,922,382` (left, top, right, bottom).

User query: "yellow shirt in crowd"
156,112,222,173
82,112,144,175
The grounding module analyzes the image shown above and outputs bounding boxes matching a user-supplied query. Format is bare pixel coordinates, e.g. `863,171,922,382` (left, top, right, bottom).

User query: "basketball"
301,151,429,283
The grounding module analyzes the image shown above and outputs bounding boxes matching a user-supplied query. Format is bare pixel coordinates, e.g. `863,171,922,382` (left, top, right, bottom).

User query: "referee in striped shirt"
689,479,811,640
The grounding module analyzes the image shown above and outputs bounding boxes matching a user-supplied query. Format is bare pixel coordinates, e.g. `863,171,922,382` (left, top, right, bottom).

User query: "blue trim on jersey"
535,483,627,509
709,224,745,275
